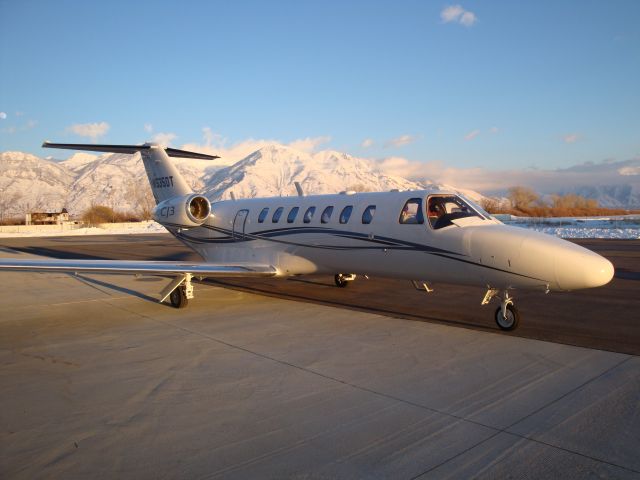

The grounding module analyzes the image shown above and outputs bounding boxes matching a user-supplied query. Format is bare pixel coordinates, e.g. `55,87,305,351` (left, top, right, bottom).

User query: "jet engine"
153,194,211,227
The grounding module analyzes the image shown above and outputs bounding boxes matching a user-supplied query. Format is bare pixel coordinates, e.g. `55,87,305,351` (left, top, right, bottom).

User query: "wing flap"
0,259,277,277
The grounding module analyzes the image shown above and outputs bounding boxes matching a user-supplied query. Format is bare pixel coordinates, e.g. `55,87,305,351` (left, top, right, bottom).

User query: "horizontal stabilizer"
42,142,220,160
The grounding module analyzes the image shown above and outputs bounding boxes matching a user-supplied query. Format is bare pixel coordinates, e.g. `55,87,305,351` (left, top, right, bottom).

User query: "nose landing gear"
482,288,520,331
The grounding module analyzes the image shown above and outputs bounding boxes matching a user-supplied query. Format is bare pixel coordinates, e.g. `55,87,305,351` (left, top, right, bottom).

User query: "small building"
26,208,70,225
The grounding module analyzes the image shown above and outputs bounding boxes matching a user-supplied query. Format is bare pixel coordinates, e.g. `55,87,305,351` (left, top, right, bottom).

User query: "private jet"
0,142,615,331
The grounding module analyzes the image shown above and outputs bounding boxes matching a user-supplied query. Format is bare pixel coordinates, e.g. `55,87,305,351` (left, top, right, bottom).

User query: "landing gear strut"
482,288,520,331
334,273,356,288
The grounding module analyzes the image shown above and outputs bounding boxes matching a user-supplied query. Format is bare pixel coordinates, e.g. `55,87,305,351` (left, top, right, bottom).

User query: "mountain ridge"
0,144,474,217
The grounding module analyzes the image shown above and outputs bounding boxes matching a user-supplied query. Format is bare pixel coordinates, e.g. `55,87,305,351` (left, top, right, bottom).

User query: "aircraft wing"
0,258,277,277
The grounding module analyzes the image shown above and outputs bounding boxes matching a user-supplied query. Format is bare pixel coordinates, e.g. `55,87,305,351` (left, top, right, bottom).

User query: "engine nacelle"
153,194,211,228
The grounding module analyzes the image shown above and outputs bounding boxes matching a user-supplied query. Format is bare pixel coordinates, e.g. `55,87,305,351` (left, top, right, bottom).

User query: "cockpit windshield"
427,194,484,229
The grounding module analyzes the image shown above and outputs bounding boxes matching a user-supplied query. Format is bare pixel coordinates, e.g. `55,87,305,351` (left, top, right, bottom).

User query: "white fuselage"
164,189,614,293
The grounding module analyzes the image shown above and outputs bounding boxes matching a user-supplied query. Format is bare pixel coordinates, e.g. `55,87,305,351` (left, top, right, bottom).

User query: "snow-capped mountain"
0,144,483,218
205,145,425,200
0,152,74,215
570,185,640,210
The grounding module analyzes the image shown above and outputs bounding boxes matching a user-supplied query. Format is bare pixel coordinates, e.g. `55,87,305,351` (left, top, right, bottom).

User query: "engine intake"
153,194,211,228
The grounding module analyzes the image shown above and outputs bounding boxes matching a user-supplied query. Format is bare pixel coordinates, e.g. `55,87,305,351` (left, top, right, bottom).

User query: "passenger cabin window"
287,206,299,223
272,207,284,223
321,206,334,223
258,207,269,223
399,198,424,224
427,195,483,229
303,206,316,223
362,205,376,224
339,205,353,224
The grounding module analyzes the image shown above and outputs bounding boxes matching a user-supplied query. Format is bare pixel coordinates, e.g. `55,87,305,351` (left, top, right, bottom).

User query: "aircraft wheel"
170,286,189,309
495,304,519,331
334,274,350,288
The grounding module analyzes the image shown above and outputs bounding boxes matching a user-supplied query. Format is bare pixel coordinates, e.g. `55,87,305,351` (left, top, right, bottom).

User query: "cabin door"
232,209,249,241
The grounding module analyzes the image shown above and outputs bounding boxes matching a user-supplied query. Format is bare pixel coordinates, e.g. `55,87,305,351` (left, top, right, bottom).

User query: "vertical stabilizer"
140,144,192,203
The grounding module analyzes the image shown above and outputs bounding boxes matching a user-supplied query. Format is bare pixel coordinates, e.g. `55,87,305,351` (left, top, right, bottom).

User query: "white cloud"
67,122,110,140
0,112,6,120
144,123,153,133
375,154,640,197
288,136,331,153
180,129,331,162
441,5,477,26
618,166,640,176
441,5,464,22
385,134,417,148
3,119,38,134
464,129,480,141
152,132,177,146
459,11,477,26
563,133,580,144
202,126,216,145
361,138,374,148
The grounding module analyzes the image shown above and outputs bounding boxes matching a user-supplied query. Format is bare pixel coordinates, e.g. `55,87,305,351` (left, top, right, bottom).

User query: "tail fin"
43,142,219,204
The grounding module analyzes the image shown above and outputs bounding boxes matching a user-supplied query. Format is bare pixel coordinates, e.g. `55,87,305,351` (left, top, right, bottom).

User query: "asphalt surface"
1,234,639,355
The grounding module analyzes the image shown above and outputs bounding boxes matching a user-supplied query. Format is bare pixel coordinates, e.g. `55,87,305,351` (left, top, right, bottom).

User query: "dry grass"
489,205,636,217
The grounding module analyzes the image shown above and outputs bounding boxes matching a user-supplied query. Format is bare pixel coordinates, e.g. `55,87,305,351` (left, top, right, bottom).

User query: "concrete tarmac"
1,236,639,478
3,234,639,355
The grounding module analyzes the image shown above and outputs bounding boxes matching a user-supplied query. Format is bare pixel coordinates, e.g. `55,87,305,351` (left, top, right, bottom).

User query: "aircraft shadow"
6,246,195,262
72,274,161,305
286,277,335,287
203,278,495,333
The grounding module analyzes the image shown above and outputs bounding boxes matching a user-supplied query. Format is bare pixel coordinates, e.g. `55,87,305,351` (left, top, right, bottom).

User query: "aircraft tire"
334,274,349,288
170,286,189,309
495,304,519,331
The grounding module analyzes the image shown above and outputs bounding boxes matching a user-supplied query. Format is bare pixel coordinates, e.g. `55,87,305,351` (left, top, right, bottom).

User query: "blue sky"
1,0,639,175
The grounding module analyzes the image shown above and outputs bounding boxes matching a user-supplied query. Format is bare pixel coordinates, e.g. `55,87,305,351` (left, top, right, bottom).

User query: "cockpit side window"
399,198,424,224
427,195,483,229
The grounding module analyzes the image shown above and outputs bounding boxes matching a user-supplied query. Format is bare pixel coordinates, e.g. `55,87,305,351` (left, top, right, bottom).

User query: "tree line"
480,186,632,217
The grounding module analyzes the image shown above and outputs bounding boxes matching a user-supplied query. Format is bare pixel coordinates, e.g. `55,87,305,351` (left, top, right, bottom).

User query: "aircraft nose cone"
554,245,614,290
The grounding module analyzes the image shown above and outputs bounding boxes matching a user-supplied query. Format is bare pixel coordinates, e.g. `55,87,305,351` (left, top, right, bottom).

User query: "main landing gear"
334,273,356,288
169,285,189,309
161,273,196,309
482,288,520,331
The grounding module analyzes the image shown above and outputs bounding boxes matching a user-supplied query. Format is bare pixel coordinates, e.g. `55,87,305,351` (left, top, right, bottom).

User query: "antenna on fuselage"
294,182,304,197
230,191,236,201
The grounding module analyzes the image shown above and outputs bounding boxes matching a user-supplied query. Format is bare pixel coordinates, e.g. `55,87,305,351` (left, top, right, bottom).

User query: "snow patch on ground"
1,217,639,239
0,221,167,238
504,215,640,239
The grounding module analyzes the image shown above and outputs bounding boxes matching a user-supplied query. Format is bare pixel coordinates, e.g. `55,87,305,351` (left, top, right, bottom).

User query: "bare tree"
124,179,155,220
507,186,539,211
480,197,500,213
